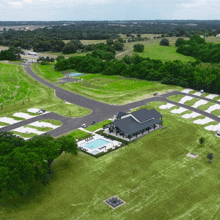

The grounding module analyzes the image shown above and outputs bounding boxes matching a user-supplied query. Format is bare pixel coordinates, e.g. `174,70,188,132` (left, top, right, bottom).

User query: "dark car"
91,121,96,125
37,109,46,114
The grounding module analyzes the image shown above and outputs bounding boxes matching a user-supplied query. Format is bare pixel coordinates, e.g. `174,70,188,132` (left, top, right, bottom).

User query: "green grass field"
63,129,93,141
11,131,38,138
167,94,185,102
39,119,62,126
0,63,91,118
85,119,112,132
59,74,183,105
184,98,200,106
197,102,215,111
1,100,220,219
211,109,220,116
138,43,196,63
32,63,183,105
24,125,53,132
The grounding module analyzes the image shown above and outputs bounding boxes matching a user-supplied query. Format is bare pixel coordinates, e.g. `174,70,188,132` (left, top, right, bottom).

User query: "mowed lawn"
33,63,182,105
0,63,91,118
138,43,196,63
1,101,220,220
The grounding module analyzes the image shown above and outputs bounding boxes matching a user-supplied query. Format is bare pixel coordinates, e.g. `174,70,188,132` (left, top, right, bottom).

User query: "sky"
0,0,220,21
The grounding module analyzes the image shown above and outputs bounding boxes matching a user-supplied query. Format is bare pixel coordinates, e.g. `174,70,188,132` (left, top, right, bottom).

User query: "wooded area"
0,132,78,198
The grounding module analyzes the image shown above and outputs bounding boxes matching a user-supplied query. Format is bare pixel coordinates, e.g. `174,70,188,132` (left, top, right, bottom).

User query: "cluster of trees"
160,38,169,46
0,47,24,61
37,56,55,65
175,35,220,63
55,53,220,94
133,44,144,52
0,132,78,198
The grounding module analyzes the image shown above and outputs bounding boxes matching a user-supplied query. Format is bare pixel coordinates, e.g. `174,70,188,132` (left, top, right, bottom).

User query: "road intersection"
2,60,220,138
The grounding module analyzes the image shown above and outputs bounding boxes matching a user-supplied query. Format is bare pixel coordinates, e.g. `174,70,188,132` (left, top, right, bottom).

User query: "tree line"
0,47,24,61
54,52,220,94
0,132,78,198
1,20,220,51
176,35,220,63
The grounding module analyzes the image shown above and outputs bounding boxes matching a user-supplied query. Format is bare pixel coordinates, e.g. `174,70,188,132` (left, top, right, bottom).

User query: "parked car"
81,124,86,128
37,109,46,114
91,121,96,125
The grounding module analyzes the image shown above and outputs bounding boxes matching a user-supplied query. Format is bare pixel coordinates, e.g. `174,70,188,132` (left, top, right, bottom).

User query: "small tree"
133,44,144,52
160,38,169,46
175,38,186,47
207,153,214,162
199,136,205,147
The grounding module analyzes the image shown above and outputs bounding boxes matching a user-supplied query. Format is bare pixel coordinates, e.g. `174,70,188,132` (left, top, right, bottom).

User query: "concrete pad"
193,117,214,125
205,94,219,99
13,112,35,119
27,108,40,113
181,89,193,93
12,126,45,135
193,92,203,96
204,104,220,113
171,107,188,114
204,124,220,131
192,100,208,108
159,103,176,109
0,117,21,124
179,96,193,104
29,121,59,129
182,112,201,118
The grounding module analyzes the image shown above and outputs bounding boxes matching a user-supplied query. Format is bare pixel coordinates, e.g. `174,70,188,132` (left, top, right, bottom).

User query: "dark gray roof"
116,112,127,119
113,116,162,135
131,108,162,123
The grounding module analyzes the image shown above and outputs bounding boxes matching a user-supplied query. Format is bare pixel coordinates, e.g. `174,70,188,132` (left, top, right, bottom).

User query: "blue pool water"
66,73,84,77
85,138,110,150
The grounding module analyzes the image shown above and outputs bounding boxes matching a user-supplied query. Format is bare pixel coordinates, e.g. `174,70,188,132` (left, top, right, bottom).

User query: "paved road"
0,112,70,133
5,61,220,137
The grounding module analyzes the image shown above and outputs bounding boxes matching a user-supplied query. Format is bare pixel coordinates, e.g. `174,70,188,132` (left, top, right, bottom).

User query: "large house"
103,108,163,140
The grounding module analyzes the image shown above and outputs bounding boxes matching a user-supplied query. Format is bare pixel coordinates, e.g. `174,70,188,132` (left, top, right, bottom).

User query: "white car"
81,124,86,128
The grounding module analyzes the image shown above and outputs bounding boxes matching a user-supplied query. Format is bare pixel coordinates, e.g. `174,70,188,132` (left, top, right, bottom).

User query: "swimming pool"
66,73,84,77
85,138,110,150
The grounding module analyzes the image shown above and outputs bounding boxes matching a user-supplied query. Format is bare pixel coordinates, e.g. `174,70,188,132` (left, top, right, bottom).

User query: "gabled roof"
130,108,162,123
116,112,127,119
113,116,162,135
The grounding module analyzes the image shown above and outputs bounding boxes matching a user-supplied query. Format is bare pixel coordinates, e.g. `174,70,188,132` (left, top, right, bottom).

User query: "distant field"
116,36,191,60
138,43,196,63
0,63,91,118
2,100,220,220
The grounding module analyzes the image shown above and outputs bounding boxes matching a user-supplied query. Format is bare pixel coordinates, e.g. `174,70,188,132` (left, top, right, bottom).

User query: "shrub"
160,38,169,46
199,136,205,146
133,44,144,52
207,153,214,161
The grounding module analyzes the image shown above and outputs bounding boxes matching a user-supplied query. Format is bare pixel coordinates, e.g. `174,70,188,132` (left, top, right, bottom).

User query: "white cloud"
8,1,22,6
23,0,32,3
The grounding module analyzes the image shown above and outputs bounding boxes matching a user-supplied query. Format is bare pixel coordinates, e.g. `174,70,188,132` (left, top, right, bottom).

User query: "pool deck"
77,132,121,155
